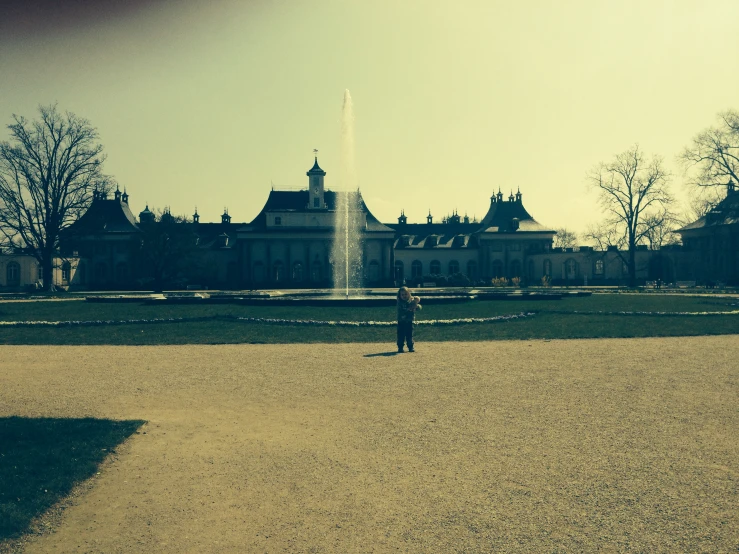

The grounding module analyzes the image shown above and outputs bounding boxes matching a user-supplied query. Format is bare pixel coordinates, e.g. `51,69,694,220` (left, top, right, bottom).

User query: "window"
490,243,503,252
227,261,238,284
77,263,86,285
448,260,459,275
543,259,552,276
527,260,535,281
368,260,380,282
491,260,504,278
594,259,604,275
6,262,20,286
411,260,423,278
62,262,71,284
313,198,319,208
394,260,404,282
115,262,128,283
292,262,303,282
510,260,522,278
430,260,441,275
466,260,477,280
508,243,521,251
253,262,265,282
95,263,108,282
274,216,282,225
37,265,43,280
273,261,284,282
565,259,578,280
311,261,322,282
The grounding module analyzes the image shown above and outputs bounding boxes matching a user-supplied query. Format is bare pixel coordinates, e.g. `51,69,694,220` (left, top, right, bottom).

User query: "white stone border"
0,313,536,328
554,310,739,316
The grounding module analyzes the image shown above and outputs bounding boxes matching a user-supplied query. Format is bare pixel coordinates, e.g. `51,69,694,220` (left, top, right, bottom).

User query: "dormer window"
275,216,282,225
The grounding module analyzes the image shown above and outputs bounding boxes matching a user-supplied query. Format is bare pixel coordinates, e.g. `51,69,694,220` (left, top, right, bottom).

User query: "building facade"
676,182,739,286
45,160,737,292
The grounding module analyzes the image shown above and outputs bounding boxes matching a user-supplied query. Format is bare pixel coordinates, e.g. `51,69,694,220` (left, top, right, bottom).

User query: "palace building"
9,158,731,292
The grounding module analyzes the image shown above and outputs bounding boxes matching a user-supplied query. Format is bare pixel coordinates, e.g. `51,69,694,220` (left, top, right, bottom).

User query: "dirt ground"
1,337,737,553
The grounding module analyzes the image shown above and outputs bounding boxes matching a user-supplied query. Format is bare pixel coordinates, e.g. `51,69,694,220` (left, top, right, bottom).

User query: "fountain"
132,90,478,307
331,89,364,297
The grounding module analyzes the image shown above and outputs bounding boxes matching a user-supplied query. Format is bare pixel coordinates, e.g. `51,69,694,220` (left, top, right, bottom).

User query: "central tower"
307,157,326,209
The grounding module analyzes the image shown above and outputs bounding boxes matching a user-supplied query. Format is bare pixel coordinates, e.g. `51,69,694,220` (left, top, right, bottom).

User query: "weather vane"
313,148,318,157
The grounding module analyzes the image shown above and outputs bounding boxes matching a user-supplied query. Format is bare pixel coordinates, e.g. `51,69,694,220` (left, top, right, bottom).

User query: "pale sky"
2,0,738,234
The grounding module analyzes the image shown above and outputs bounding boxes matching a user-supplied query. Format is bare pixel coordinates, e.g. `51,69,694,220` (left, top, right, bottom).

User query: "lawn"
0,417,144,542
0,292,737,344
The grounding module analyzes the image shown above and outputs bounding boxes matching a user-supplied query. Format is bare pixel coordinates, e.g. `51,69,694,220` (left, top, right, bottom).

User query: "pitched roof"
479,197,552,232
246,189,394,232
64,198,140,235
677,191,739,232
192,222,244,249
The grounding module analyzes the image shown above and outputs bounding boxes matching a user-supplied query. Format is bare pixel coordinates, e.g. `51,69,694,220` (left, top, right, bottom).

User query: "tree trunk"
628,242,637,288
41,248,55,292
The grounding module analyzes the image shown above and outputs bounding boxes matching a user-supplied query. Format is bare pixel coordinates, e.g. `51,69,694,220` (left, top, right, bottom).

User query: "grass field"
0,292,737,344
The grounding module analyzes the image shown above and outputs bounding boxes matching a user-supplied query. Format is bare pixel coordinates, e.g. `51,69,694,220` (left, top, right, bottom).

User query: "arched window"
311,261,322,282
253,262,265,283
95,263,108,283
509,260,522,278
467,260,477,280
273,261,284,282
115,262,128,283
61,262,71,284
368,260,380,282
448,260,460,275
594,259,604,275
430,260,441,275
492,260,503,278
543,259,552,276
227,261,239,284
565,258,578,280
394,260,404,283
77,262,87,285
411,260,423,278
292,262,304,282
6,262,20,286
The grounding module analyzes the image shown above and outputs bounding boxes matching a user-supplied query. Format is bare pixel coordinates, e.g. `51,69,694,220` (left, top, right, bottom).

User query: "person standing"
397,286,421,353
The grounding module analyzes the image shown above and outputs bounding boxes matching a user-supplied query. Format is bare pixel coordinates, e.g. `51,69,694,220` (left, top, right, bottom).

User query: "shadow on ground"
0,417,145,542
363,351,401,357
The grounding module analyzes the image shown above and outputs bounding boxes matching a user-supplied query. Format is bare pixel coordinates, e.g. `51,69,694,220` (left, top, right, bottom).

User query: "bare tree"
588,145,673,287
0,105,114,290
639,207,682,250
683,187,725,222
553,227,578,249
584,223,626,253
680,109,739,194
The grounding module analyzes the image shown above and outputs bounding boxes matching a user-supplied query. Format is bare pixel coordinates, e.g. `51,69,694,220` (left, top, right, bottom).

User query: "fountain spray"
331,89,363,297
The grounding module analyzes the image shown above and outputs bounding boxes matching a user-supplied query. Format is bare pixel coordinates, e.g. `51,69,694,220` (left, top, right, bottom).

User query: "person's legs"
405,322,414,351
397,323,405,352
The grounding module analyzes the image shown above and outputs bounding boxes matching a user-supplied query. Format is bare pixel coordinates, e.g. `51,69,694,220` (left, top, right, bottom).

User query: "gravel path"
1,337,737,553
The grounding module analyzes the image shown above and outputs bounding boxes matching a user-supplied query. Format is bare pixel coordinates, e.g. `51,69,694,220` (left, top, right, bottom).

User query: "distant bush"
448,273,471,287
